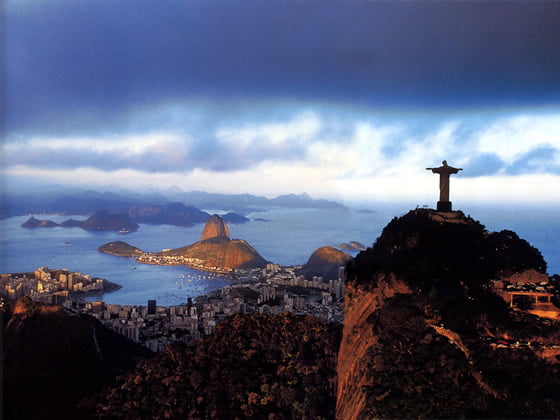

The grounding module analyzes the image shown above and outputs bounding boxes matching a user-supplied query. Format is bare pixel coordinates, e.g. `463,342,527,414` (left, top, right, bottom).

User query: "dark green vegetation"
98,241,144,257
2,297,153,420
350,209,546,291
349,209,550,332
87,313,341,419
362,295,560,419
345,209,560,418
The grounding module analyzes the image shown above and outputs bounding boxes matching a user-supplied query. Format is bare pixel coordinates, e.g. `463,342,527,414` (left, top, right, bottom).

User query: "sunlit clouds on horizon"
4,106,560,204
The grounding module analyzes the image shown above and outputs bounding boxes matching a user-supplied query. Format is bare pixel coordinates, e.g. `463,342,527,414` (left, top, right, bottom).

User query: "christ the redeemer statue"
426,160,462,211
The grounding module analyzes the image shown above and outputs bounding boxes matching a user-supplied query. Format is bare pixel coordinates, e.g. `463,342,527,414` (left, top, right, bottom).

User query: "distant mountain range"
22,210,140,233
1,188,344,219
21,203,252,232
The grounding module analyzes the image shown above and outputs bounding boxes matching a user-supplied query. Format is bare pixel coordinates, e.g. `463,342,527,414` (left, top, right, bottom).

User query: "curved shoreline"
70,280,122,300
98,248,234,275
135,258,233,275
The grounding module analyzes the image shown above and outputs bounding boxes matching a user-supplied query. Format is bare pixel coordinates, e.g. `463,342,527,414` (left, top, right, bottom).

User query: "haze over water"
1,204,558,306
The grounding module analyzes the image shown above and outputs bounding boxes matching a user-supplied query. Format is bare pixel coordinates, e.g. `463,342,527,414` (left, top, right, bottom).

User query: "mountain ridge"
338,208,560,418
2,188,345,219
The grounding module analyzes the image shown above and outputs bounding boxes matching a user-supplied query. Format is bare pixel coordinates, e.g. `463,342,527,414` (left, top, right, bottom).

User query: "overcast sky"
3,0,560,204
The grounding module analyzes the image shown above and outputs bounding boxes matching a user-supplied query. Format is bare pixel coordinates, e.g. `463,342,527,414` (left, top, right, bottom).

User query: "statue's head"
442,160,448,166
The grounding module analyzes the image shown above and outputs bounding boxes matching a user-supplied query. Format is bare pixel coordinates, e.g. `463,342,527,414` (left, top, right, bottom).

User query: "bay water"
1,204,558,305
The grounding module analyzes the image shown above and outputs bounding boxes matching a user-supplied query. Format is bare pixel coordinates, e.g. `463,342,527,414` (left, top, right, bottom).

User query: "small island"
98,241,144,257
22,210,139,233
21,205,251,233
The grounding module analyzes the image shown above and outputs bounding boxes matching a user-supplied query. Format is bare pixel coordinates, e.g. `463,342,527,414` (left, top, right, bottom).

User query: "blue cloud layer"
4,110,560,179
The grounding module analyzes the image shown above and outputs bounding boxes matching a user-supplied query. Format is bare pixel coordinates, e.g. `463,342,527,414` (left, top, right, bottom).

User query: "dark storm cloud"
5,0,560,136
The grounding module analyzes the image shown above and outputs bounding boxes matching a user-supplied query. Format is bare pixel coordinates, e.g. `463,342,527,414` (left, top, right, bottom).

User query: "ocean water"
1,204,558,305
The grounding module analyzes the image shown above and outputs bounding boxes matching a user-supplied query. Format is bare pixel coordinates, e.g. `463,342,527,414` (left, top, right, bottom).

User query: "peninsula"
1,266,122,303
98,214,267,273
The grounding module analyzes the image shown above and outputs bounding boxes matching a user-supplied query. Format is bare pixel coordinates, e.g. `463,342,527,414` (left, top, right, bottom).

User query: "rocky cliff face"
337,209,560,419
201,214,230,240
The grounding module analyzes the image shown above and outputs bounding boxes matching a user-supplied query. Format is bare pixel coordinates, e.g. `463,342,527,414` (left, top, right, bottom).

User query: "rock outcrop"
98,215,266,270
163,236,267,270
337,208,560,419
298,246,352,280
176,214,267,270
200,214,230,240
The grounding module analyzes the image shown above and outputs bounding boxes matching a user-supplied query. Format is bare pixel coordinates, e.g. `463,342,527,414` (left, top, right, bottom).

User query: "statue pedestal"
437,201,452,212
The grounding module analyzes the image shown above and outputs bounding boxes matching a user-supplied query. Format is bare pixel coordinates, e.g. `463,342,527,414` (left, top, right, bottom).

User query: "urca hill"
338,208,560,419
99,214,267,271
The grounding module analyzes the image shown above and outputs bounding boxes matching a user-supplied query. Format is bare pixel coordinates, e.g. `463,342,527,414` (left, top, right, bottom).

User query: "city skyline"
3,0,560,204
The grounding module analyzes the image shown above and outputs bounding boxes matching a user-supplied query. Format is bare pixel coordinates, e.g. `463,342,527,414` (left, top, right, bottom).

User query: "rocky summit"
337,209,560,419
200,214,230,241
